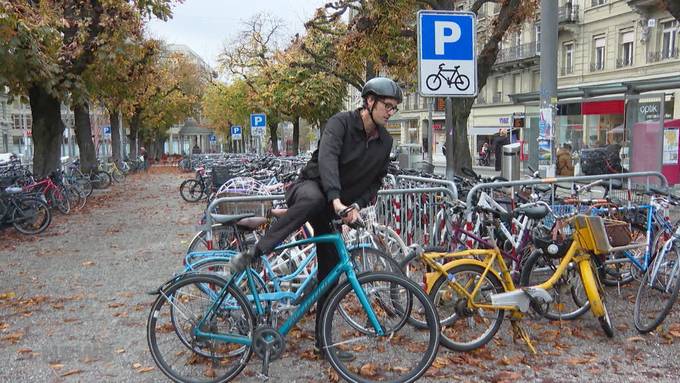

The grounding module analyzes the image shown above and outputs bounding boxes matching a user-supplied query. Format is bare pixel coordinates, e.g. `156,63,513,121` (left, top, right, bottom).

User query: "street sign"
417,11,477,97
103,125,111,138
209,134,217,143
251,127,266,137
231,125,242,140
251,113,266,129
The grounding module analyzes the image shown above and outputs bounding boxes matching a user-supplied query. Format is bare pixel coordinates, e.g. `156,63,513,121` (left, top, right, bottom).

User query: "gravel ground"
1,168,680,383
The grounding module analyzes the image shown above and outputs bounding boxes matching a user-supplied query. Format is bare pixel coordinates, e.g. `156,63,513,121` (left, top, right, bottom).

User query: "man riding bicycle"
230,77,402,359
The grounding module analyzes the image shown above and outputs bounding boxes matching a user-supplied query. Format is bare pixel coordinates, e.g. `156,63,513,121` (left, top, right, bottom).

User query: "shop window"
618,31,634,67
562,42,574,75
592,36,606,71
662,20,678,59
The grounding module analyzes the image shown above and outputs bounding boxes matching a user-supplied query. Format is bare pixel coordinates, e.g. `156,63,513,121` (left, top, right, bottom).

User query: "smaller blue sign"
103,126,111,135
209,134,217,143
231,125,242,140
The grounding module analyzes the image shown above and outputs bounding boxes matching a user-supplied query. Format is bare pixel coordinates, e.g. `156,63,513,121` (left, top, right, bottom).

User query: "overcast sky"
146,0,328,69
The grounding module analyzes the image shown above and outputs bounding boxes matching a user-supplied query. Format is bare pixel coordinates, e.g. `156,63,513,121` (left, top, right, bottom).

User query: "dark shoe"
313,345,355,362
229,247,258,274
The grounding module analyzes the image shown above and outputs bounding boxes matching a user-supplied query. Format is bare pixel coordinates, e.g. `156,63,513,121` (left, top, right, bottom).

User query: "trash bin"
501,143,521,181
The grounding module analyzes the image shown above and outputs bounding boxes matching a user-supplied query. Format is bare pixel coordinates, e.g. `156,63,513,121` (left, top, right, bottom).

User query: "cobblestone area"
1,169,680,382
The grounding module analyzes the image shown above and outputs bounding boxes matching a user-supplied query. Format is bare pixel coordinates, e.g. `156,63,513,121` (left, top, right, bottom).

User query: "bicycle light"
547,243,559,255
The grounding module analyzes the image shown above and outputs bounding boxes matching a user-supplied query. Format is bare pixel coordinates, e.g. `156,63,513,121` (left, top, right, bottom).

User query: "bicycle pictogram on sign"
425,63,470,91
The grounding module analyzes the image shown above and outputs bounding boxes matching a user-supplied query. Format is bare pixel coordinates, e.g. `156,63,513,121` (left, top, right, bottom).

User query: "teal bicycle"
147,205,440,383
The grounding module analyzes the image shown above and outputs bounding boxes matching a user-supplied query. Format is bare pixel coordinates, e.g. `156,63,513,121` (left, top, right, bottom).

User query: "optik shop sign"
638,102,672,121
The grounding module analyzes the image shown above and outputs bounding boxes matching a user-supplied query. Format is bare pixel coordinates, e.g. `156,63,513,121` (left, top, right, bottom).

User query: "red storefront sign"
433,124,442,130
581,100,624,115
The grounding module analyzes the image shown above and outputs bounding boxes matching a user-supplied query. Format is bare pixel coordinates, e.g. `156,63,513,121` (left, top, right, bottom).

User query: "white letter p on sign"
434,21,461,55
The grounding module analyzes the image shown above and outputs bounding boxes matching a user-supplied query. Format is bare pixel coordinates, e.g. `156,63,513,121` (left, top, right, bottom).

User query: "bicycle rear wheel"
429,263,505,351
12,197,51,235
180,179,204,203
634,244,680,333
147,273,255,383
319,272,439,383
90,171,112,189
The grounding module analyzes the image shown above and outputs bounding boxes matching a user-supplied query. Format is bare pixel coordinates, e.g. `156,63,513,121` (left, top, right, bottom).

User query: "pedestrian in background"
556,143,574,176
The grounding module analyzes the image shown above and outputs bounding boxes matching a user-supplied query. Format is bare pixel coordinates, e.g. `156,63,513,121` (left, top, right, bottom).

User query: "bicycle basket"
214,191,273,216
572,215,632,254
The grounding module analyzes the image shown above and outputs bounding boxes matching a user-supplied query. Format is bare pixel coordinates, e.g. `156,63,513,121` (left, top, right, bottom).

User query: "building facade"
395,0,680,175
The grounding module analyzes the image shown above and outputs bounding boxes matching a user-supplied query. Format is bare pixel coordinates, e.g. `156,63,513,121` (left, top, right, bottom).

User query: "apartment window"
12,114,21,129
514,31,522,47
494,77,503,103
593,36,606,70
563,42,574,74
620,30,634,67
513,74,522,94
662,21,678,59
535,24,541,53
591,0,607,6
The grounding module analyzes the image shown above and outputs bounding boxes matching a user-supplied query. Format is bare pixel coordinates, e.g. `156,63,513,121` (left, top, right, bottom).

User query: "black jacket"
300,109,393,208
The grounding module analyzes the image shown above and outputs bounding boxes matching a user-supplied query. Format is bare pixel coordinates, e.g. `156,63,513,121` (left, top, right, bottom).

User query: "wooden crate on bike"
572,215,633,255
215,191,273,217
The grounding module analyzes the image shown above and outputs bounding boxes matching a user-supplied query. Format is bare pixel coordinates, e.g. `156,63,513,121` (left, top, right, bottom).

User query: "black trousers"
255,179,339,344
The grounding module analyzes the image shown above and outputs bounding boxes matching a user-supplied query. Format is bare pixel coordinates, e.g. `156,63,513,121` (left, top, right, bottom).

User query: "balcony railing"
560,66,574,76
646,48,680,63
558,4,579,23
590,62,605,72
492,94,503,103
476,96,487,105
616,58,634,68
496,42,539,64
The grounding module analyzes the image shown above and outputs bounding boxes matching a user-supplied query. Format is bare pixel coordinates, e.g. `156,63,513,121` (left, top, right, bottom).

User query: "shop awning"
509,74,680,104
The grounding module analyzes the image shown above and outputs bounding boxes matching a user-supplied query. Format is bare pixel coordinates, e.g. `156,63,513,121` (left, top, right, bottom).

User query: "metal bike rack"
395,175,459,201
464,171,669,209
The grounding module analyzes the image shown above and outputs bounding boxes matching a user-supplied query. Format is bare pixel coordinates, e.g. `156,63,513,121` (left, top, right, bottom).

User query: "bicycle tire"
399,246,446,329
429,263,505,352
425,74,441,91
111,169,125,183
76,177,94,198
634,244,680,333
180,179,204,203
601,224,645,286
579,258,614,338
518,248,590,320
147,273,255,383
90,171,112,189
454,74,470,91
11,197,51,235
187,224,238,252
319,272,440,383
49,187,70,215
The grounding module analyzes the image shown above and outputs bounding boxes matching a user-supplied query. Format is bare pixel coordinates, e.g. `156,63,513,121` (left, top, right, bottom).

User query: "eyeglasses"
380,100,399,113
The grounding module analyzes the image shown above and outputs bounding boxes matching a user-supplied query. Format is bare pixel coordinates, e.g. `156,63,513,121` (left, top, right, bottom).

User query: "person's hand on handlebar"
333,199,361,225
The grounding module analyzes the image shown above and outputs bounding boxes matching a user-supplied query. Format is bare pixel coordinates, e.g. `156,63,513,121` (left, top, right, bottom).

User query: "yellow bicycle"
415,215,645,353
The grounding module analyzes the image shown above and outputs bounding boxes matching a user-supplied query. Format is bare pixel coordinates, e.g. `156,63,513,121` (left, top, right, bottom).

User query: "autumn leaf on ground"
2,332,24,344
566,356,596,365
61,369,83,377
359,363,378,377
326,367,340,383
0,292,16,300
115,348,125,354
82,261,95,266
49,363,64,370
17,348,32,354
492,371,523,383
137,367,155,373
626,336,645,342
108,302,124,308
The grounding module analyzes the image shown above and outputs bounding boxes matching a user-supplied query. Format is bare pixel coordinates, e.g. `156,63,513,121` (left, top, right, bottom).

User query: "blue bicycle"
147,206,439,383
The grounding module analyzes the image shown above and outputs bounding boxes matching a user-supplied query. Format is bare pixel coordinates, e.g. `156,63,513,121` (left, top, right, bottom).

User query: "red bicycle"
20,172,71,214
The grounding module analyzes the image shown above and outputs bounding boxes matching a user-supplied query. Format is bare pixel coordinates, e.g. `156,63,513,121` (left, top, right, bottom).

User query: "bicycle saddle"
513,203,550,220
209,212,256,225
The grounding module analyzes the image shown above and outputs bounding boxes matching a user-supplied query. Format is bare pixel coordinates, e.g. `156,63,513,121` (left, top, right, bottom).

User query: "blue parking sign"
250,113,266,128
418,11,477,97
231,125,242,140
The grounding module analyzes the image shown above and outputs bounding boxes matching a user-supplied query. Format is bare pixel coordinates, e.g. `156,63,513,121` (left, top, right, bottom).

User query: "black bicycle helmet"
361,77,403,103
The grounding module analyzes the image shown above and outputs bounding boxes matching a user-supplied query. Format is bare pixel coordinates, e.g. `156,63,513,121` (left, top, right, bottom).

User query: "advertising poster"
663,128,679,164
539,108,553,138
538,139,552,161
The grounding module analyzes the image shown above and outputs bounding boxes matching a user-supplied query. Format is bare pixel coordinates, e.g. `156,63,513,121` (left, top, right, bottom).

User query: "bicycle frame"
190,233,385,346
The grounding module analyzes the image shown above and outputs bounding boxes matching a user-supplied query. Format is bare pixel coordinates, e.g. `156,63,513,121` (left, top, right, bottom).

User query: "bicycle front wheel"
579,258,614,337
430,263,505,351
147,273,255,383
319,272,439,383
634,244,680,333
12,197,51,235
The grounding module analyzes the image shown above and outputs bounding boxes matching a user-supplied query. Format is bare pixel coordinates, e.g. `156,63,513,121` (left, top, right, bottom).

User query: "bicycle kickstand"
510,319,537,354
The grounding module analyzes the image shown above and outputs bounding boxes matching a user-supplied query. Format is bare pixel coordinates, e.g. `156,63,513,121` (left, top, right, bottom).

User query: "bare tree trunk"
269,125,280,156
28,85,64,178
109,110,121,163
73,103,98,172
292,117,300,156
451,99,475,174
128,111,141,159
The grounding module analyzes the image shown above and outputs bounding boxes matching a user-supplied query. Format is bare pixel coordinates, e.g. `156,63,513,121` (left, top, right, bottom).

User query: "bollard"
501,143,521,181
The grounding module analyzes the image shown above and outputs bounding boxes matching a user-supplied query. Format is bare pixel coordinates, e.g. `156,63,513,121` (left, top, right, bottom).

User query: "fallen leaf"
2,332,25,344
50,363,64,370
82,261,95,266
132,363,142,369
492,371,522,382
626,336,645,342
61,369,83,377
360,363,378,377
0,292,16,299
115,348,126,354
17,348,32,354
137,367,155,373
108,302,124,308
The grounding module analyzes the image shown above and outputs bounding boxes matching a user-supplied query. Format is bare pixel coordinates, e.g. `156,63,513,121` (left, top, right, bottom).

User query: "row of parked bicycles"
0,156,146,235
152,156,680,382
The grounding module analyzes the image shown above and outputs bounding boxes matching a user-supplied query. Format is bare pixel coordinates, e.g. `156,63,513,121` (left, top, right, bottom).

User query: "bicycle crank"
252,326,285,377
